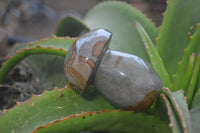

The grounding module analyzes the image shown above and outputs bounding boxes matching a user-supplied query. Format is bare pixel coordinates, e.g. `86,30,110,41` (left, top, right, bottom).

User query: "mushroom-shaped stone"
64,29,162,111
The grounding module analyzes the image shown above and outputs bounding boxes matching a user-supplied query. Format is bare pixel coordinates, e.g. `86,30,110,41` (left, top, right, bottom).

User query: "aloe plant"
0,1,200,133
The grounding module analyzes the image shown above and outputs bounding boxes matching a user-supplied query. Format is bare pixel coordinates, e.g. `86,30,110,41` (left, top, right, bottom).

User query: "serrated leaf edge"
162,88,191,133
0,85,69,116
160,94,177,132
31,109,117,133
0,46,68,83
28,35,76,47
172,23,200,91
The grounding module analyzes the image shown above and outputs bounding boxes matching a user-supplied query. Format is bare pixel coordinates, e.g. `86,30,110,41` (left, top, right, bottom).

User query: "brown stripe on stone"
65,64,87,90
114,56,123,68
125,90,158,111
92,40,106,58
64,43,87,90
78,56,95,69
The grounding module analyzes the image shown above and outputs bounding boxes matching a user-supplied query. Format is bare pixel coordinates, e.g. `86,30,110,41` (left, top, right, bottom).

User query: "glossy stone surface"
64,28,163,111
93,50,162,111
64,29,111,91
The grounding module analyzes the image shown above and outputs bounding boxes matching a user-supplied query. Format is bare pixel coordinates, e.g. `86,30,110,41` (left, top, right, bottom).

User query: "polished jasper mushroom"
64,29,162,111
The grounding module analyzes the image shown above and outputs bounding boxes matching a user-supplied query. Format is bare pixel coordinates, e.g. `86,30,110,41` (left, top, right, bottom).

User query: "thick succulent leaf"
172,24,200,91
135,22,172,88
0,37,75,83
190,106,200,133
196,71,200,91
191,90,200,109
186,56,200,108
156,0,200,75
23,54,67,90
181,54,196,93
84,1,158,62
0,86,118,133
172,91,193,133
190,91,200,133
32,110,170,133
159,94,182,133
190,82,200,132
27,36,75,49
0,47,66,84
56,16,90,37
162,88,193,133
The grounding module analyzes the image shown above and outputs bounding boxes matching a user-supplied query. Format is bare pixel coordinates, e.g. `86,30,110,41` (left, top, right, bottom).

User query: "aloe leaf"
190,93,200,133
32,110,170,133
162,88,193,133
23,54,67,90
0,37,75,83
135,22,172,88
172,24,200,91
191,90,200,109
181,54,196,93
186,56,200,108
196,70,200,91
0,86,117,133
190,78,200,132
84,1,158,62
159,94,182,133
27,36,75,49
156,0,200,75
56,16,90,37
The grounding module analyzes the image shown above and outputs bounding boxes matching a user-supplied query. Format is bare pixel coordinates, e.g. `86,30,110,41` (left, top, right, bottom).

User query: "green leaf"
159,94,182,133
186,56,200,108
0,86,117,133
0,37,75,83
27,36,75,49
84,1,158,62
172,24,200,91
181,54,196,93
190,82,200,132
32,110,170,133
190,100,200,133
156,0,200,75
56,16,90,37
23,54,66,90
162,88,193,133
196,70,200,92
191,90,200,109
135,22,172,88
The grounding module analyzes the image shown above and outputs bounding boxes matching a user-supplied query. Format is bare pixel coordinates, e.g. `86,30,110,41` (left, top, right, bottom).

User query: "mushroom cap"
64,29,112,91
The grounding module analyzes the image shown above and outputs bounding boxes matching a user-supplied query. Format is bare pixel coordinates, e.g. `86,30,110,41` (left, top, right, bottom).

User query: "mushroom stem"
93,49,162,110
